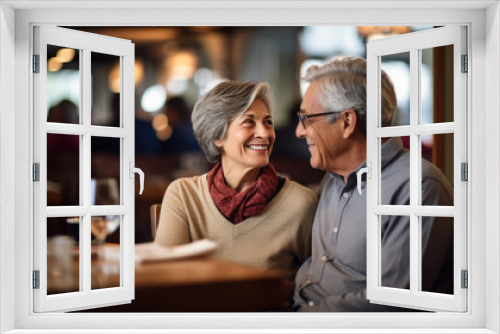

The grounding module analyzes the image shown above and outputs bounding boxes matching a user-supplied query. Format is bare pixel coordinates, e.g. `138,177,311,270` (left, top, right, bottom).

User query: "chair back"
150,204,162,240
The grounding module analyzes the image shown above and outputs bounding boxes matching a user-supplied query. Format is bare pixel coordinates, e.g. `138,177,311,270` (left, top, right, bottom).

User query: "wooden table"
75,254,290,312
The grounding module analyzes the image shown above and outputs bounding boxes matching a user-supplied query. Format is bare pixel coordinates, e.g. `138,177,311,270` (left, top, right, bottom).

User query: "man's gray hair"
192,81,273,163
303,56,397,134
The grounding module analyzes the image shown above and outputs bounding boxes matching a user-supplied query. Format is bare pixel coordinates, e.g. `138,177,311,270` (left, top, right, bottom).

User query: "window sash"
366,25,468,312
33,25,135,313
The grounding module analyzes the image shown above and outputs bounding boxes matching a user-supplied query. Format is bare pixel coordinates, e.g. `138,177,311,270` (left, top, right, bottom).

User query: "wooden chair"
150,204,162,240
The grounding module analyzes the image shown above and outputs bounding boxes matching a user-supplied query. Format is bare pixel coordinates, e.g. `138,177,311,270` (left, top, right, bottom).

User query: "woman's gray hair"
303,56,397,134
191,81,273,163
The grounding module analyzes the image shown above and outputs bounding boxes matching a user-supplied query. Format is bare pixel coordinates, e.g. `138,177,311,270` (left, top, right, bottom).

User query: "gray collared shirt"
294,137,454,312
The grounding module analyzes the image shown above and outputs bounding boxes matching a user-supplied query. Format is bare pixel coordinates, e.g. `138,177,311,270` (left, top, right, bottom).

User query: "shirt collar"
329,137,405,185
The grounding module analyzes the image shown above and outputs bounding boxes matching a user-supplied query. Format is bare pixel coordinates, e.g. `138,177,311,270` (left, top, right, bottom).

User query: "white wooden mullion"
90,205,129,216
416,48,425,293
366,49,381,297
46,123,88,135
372,125,412,138
46,124,129,138
82,47,92,295
119,56,125,288
413,123,455,135
46,206,89,217
90,126,129,138
409,47,420,295
78,48,84,293
373,123,455,138
46,205,130,217
373,205,454,217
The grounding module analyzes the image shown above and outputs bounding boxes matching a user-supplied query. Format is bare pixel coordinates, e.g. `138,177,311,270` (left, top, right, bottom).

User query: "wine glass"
90,216,108,245
90,178,120,259
90,215,121,289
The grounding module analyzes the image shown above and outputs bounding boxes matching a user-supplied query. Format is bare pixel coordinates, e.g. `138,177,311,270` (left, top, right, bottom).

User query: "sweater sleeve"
154,180,190,246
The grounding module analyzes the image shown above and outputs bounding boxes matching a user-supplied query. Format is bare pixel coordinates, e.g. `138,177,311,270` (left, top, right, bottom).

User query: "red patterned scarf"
207,162,280,224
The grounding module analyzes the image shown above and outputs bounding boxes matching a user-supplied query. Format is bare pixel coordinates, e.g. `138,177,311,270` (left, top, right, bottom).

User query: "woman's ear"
213,138,223,149
342,109,358,139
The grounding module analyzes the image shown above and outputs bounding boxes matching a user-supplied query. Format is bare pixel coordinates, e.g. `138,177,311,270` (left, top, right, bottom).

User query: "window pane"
421,133,454,205
421,45,454,124
47,45,80,124
421,216,454,295
47,134,80,206
380,215,410,290
91,137,121,205
91,52,121,126
381,136,410,205
91,215,121,290
47,217,80,295
381,52,410,127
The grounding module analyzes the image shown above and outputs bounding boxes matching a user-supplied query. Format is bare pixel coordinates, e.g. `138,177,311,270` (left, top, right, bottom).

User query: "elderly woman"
155,81,318,277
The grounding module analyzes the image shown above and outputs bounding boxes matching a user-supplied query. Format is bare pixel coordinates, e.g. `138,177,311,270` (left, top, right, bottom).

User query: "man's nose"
295,121,306,139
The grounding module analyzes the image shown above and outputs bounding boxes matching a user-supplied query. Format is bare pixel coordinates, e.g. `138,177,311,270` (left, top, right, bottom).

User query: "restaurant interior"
45,25,455,312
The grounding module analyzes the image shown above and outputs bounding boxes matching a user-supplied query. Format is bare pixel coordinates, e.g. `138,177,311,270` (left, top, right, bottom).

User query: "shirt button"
333,227,338,233
343,193,349,198
308,301,315,307
321,255,327,262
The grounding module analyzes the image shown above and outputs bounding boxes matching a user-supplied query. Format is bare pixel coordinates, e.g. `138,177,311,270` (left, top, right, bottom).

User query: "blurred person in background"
156,81,318,283
160,97,201,155
47,99,79,155
293,57,454,312
47,100,80,207
272,100,310,160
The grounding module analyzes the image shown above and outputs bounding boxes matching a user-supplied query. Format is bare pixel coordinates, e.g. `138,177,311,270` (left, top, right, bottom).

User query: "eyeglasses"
296,110,344,129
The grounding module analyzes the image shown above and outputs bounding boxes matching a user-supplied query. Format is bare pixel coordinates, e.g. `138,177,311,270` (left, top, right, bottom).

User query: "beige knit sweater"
155,174,318,277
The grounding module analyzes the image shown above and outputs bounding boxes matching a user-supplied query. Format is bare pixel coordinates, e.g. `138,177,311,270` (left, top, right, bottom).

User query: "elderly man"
293,57,454,312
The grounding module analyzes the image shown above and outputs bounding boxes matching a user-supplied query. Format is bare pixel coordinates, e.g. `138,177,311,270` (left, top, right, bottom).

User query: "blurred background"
46,26,456,244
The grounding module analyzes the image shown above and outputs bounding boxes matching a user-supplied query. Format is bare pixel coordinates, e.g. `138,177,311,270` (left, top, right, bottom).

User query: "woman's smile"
246,144,269,151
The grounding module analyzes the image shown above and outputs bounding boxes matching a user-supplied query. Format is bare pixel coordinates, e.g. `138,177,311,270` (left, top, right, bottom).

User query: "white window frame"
0,1,498,333
33,25,136,312
365,26,467,312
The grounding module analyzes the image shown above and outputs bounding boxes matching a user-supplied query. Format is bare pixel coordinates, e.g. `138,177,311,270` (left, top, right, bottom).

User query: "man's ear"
341,109,358,139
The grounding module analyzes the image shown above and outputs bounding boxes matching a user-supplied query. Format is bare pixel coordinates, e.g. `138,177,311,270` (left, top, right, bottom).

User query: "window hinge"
461,270,468,289
461,54,468,73
461,162,468,181
33,163,40,182
33,54,40,73
33,270,40,289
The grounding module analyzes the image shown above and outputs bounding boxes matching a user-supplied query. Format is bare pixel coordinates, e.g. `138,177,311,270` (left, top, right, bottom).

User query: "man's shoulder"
421,158,447,179
421,159,454,196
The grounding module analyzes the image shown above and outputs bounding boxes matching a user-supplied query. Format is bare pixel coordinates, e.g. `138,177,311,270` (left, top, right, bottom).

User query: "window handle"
356,162,371,195
129,162,144,195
